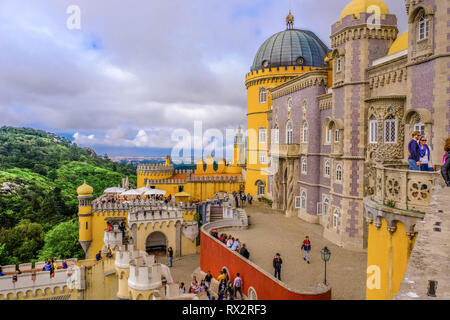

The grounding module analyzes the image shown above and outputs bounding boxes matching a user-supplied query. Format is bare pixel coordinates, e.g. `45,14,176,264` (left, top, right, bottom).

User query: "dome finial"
286,10,294,30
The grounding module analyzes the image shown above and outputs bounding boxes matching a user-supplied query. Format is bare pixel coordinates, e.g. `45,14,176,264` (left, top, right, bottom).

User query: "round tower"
245,12,330,198
77,180,94,258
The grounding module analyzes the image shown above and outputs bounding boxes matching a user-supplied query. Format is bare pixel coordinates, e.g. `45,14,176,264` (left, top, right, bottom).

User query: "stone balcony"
270,144,301,158
368,164,442,213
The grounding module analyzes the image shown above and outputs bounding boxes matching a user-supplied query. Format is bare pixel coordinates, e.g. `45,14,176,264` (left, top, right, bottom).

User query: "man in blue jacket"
408,131,421,171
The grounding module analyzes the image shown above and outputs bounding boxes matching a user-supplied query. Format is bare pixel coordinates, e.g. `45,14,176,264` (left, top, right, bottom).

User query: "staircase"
209,205,223,222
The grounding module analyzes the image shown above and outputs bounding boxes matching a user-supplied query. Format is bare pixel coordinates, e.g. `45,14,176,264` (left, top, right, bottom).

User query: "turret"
77,180,94,258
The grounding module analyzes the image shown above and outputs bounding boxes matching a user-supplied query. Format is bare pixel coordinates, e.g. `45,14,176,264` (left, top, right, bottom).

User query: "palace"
246,0,448,299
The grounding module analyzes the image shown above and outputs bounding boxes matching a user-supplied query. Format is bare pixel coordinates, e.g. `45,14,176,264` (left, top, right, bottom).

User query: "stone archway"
145,231,168,256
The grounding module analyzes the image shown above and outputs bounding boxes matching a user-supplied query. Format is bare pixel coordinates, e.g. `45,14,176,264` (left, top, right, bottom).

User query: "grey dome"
251,29,330,71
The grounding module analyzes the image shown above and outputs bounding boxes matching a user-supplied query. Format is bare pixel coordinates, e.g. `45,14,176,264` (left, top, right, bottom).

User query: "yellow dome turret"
77,180,93,197
388,32,408,55
340,0,389,20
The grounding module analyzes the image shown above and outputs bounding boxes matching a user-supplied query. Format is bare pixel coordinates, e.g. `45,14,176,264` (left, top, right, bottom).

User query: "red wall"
200,231,331,300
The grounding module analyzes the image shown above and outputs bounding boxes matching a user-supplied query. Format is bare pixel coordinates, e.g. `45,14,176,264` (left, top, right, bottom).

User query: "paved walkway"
221,202,367,300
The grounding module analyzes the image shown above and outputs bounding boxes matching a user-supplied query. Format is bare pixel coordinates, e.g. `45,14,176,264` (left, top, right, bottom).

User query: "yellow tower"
77,180,94,258
245,12,330,197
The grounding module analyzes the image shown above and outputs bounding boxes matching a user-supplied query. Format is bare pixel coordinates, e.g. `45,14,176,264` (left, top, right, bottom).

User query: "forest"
0,126,137,265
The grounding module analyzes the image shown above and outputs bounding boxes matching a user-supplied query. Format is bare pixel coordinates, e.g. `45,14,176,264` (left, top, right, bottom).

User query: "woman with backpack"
441,138,450,186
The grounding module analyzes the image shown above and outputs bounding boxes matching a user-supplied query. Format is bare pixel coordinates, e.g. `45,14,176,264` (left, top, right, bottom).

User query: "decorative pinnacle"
286,10,294,30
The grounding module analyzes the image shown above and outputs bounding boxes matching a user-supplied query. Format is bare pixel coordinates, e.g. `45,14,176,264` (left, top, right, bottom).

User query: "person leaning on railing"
441,138,450,187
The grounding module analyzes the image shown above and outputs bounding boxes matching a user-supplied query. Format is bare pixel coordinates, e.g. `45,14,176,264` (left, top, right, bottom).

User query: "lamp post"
320,246,331,286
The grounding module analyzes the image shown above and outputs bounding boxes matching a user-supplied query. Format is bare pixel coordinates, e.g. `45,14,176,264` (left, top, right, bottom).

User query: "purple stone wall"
346,200,360,238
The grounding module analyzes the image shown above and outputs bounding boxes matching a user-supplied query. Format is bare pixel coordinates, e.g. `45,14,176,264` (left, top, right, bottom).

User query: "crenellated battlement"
128,258,173,291
115,245,148,269
137,163,174,173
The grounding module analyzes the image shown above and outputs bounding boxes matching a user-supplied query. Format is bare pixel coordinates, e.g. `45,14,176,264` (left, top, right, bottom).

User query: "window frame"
369,116,378,144
334,129,340,143
384,116,397,143
301,158,307,174
301,191,307,210
333,209,339,229
324,160,331,177
259,87,267,104
259,127,267,145
302,122,308,143
259,152,267,165
417,14,430,41
414,123,425,137
286,122,293,145
336,164,343,182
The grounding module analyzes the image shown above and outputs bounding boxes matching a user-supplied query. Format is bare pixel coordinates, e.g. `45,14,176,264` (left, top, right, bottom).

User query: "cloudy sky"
0,0,407,158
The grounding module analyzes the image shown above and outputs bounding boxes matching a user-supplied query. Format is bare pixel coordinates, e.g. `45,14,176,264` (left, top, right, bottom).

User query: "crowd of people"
232,192,253,208
209,229,250,259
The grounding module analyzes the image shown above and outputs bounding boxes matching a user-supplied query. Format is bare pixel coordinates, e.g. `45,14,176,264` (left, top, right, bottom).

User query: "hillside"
0,126,137,265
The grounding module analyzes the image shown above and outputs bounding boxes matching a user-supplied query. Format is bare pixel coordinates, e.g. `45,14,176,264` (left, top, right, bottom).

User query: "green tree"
4,219,45,263
38,219,84,260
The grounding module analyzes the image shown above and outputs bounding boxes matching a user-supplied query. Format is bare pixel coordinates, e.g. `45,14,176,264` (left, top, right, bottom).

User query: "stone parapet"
0,268,77,299
368,164,442,213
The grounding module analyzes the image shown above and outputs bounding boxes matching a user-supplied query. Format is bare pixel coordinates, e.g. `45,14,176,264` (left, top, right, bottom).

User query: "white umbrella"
104,187,126,194
144,189,166,196
136,187,154,194
120,189,141,196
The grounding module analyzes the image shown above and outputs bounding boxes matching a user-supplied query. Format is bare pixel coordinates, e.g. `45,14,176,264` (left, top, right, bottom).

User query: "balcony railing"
270,144,301,158
369,164,442,213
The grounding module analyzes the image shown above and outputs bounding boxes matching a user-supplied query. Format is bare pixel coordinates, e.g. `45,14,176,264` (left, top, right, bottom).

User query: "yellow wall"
0,286,75,300
366,218,416,300
87,210,128,260
80,258,118,300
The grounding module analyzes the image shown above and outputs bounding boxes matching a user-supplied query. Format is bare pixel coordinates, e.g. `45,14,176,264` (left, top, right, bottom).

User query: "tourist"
273,253,283,281
179,282,186,294
235,194,239,208
225,290,234,300
231,238,241,251
227,236,234,249
49,261,55,278
418,137,434,171
217,270,227,284
0,267,4,276
119,222,126,239
240,243,250,259
204,271,212,290
241,193,246,207
43,260,51,271
233,273,243,299
247,193,253,205
441,138,450,186
217,279,226,300
96,250,102,261
106,222,113,232
106,246,113,259
62,260,68,269
222,268,230,284
226,281,234,298
52,259,58,271
200,279,211,299
190,276,199,294
222,235,228,245
301,236,312,264
408,131,421,171
168,247,173,268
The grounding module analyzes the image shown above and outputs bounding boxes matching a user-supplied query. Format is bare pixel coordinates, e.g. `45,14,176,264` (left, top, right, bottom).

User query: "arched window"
336,164,342,182
369,115,378,144
333,209,339,228
414,123,425,137
384,115,397,143
323,198,330,216
335,129,340,143
418,15,430,41
259,87,267,104
257,181,265,196
324,160,331,177
325,124,332,144
302,158,307,174
301,191,307,210
286,122,293,144
302,122,308,143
